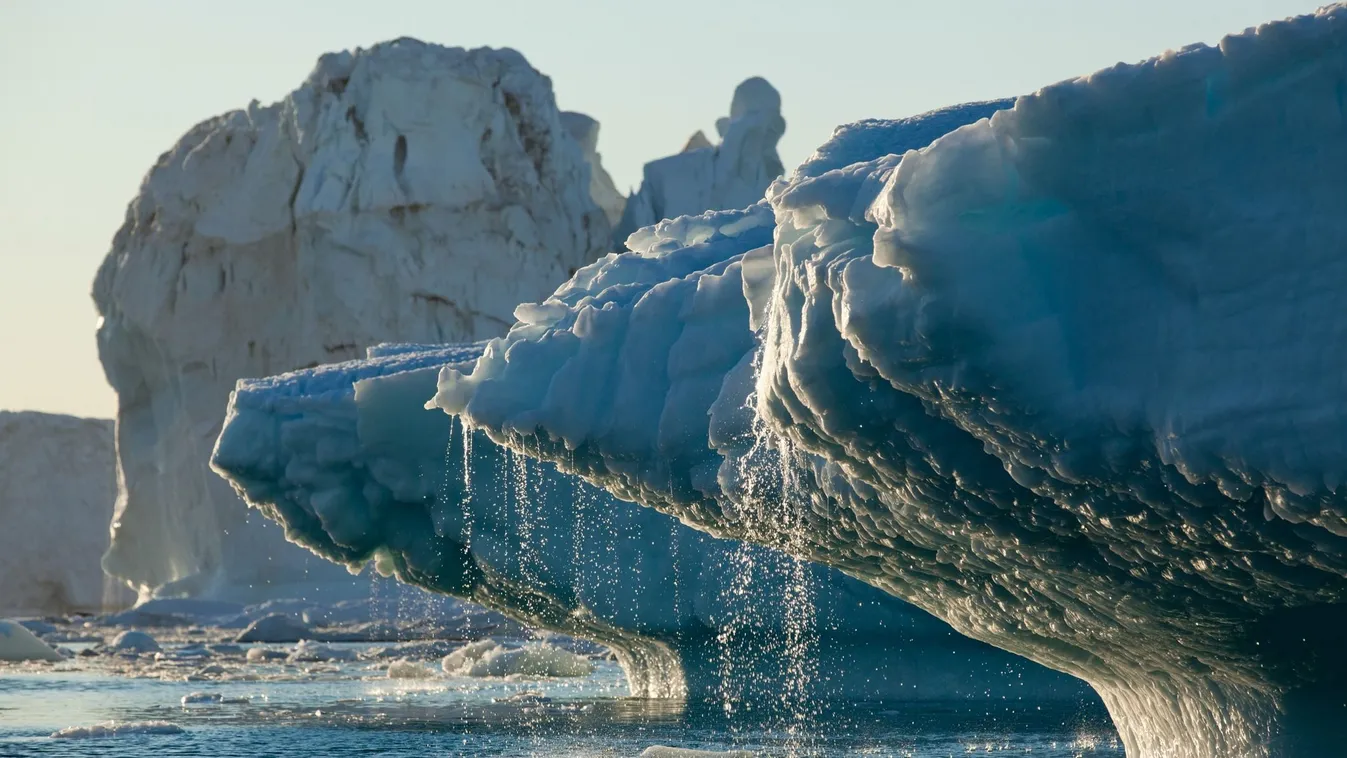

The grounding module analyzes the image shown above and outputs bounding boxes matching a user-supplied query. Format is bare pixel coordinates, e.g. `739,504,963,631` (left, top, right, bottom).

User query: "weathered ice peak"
93,38,610,600
613,77,785,248
0,412,117,615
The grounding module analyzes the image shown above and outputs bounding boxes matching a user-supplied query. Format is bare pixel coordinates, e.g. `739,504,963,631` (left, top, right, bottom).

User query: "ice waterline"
422,6,1347,757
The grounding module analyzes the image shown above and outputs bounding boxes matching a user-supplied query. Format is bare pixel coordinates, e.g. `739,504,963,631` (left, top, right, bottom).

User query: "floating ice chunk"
386,660,438,679
639,748,755,758
0,620,63,662
245,647,288,663
287,640,356,663
110,630,160,653
442,641,593,678
50,721,185,739
493,690,551,704
234,614,311,643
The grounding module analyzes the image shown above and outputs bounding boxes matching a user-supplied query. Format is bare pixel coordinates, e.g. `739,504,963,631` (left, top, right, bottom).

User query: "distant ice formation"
612,77,786,248
0,412,116,615
0,620,63,662
93,39,611,601
213,339,1088,702
422,6,1347,756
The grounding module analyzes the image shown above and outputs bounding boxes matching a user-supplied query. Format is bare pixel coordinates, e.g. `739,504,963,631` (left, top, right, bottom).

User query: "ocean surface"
0,639,1121,757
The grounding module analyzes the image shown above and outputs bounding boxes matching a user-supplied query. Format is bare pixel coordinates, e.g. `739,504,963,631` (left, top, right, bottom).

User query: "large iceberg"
212,340,1089,702
612,78,787,249
422,7,1347,757
93,39,611,601
0,412,119,615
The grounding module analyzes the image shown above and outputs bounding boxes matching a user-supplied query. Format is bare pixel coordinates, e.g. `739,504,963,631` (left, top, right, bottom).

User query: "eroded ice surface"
425,7,1347,757
213,337,1088,703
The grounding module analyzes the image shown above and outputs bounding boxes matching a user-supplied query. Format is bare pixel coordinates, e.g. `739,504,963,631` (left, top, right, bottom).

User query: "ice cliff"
0,412,116,615
93,39,611,600
212,341,1088,702
422,6,1347,757
612,77,786,249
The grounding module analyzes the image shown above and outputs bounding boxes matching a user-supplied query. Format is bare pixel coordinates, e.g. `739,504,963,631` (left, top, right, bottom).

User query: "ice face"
93,39,611,602
213,340,1090,703
426,6,1347,756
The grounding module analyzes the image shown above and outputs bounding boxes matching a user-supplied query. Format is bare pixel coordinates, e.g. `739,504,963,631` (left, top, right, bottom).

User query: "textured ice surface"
94,39,610,601
613,78,786,249
213,340,1088,702
427,7,1347,757
0,412,116,615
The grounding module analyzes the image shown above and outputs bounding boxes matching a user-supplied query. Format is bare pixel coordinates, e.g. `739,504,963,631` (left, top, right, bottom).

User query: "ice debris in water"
110,630,160,653
0,620,63,662
638,748,755,758
51,721,185,739
441,640,594,678
385,660,438,679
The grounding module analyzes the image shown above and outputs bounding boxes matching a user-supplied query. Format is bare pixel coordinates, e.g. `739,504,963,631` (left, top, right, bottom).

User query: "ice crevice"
416,7,1347,757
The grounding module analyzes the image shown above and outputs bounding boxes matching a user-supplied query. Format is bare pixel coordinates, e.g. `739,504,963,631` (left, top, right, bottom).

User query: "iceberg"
212,338,1088,702
0,412,117,615
93,39,611,601
612,77,788,249
421,6,1347,756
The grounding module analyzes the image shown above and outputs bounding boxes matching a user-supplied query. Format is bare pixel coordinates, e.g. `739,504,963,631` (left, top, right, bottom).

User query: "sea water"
0,640,1120,757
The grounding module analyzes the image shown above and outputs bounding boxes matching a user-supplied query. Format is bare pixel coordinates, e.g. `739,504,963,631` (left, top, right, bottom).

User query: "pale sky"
0,0,1322,419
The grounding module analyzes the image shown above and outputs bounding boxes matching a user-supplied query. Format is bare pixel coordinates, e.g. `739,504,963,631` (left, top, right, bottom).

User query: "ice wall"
612,77,786,248
0,412,117,615
427,7,1347,756
212,341,1089,702
93,39,611,601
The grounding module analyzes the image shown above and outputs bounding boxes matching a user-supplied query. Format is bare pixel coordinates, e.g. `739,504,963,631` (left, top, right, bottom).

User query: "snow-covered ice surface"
612,77,787,249
213,339,1090,704
92,39,611,602
425,6,1347,757
0,412,117,615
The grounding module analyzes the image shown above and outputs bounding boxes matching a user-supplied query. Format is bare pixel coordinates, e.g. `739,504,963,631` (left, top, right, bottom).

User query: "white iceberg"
94,38,611,602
